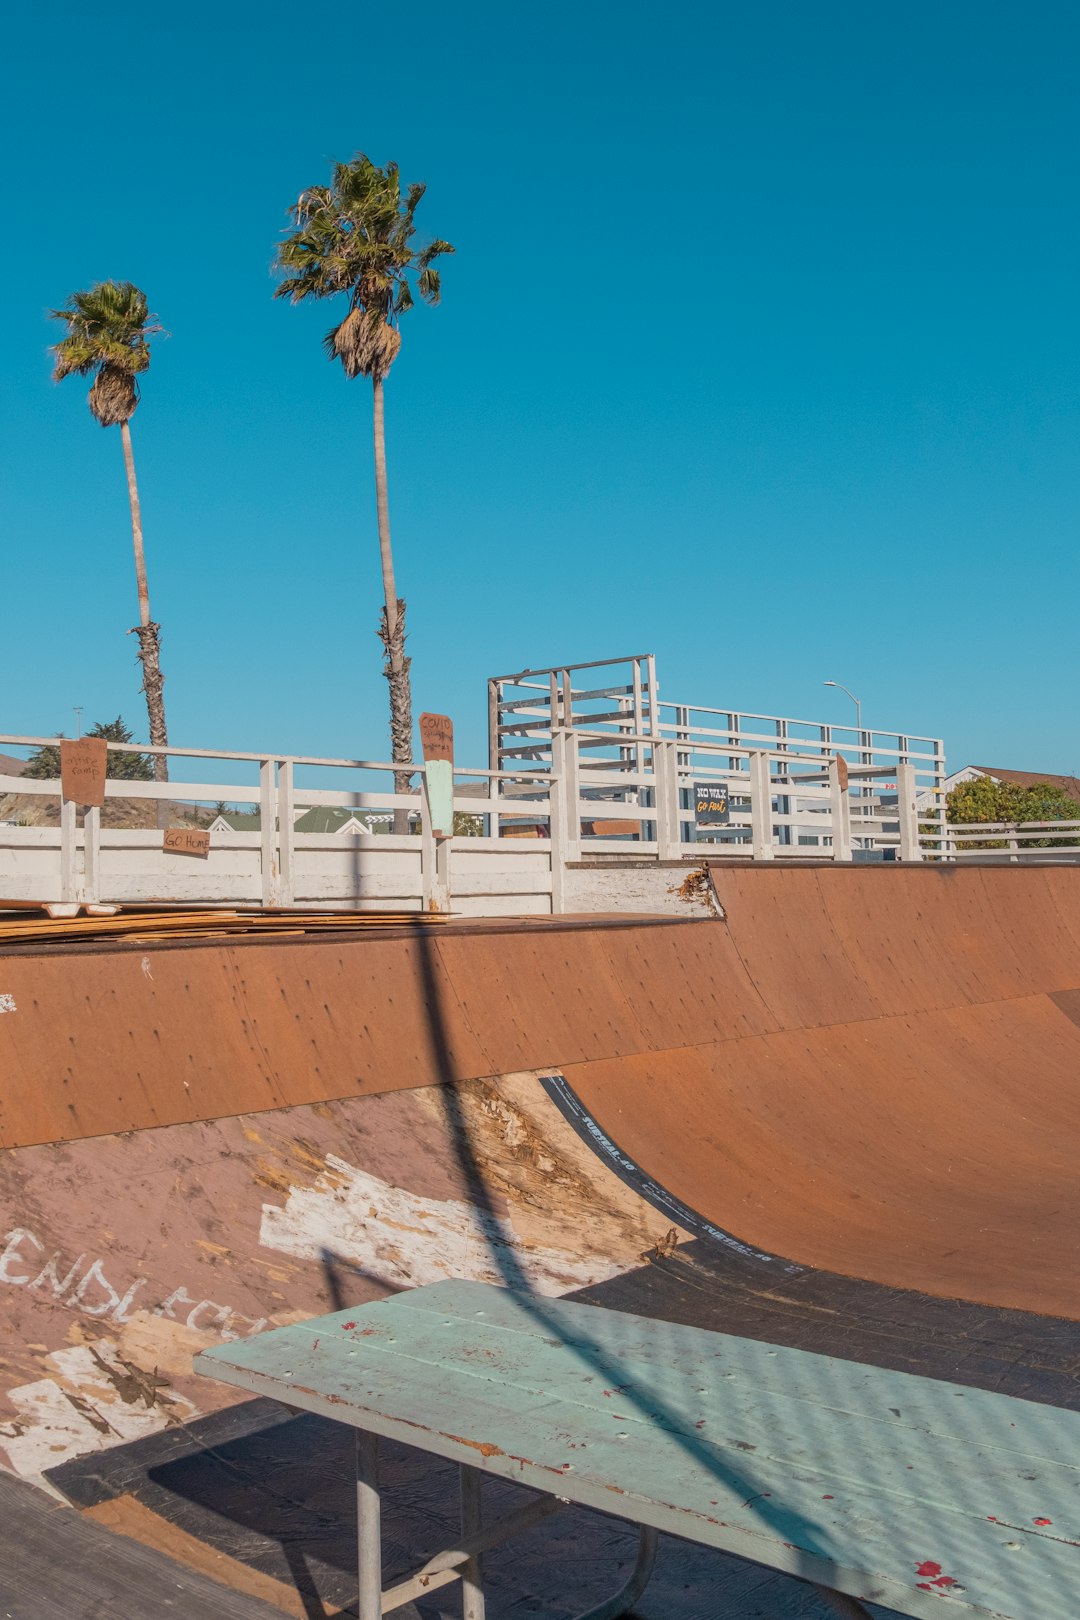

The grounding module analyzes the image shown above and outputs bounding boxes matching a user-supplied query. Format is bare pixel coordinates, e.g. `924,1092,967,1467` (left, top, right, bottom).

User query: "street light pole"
823,680,861,735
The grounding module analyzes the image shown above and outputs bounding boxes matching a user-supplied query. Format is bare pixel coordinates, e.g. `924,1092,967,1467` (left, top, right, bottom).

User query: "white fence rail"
920,820,1080,862
0,726,935,913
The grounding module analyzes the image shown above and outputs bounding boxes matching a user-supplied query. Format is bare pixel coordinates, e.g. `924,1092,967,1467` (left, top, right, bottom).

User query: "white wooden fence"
0,727,934,914
919,820,1080,862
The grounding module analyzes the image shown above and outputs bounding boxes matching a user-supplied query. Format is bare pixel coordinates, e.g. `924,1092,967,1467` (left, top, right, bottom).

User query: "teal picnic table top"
195,1280,1080,1620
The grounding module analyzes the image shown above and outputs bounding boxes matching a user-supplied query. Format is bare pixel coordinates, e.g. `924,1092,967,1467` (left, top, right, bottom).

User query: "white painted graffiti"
0,994,16,1013
0,1226,267,1339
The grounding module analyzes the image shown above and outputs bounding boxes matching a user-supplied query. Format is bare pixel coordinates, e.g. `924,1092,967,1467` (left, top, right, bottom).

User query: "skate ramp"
559,865,1080,1319
3,865,1080,1608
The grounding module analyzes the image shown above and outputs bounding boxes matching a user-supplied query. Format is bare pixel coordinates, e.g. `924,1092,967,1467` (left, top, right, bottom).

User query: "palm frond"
274,154,453,374
49,280,157,424
417,266,441,305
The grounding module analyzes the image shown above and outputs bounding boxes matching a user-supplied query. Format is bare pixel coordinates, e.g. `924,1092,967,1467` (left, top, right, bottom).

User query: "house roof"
212,807,393,833
973,767,1080,805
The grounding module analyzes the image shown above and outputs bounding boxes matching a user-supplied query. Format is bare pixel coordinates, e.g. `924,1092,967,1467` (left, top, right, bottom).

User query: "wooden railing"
0,725,938,913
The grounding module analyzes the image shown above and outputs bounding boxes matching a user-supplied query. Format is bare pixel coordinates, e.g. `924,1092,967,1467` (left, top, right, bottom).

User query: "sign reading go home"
694,782,730,825
163,827,211,859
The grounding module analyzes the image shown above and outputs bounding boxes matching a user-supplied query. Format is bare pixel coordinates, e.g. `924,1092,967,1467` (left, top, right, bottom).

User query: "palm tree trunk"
372,375,413,835
120,420,169,828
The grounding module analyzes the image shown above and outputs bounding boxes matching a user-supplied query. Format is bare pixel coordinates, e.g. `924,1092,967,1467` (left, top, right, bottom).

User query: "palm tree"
49,281,169,788
275,156,453,820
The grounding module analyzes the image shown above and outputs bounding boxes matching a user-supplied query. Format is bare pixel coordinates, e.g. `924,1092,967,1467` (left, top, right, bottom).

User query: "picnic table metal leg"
355,1430,382,1620
811,1585,875,1620
571,1524,658,1620
460,1463,486,1620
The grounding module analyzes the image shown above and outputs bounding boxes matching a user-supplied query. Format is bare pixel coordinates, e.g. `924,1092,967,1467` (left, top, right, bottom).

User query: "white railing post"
829,758,853,862
278,759,295,905
550,728,582,863
420,769,450,913
896,762,922,863
259,758,279,906
549,734,568,914
749,751,774,860
60,796,77,901
83,805,101,902
654,740,683,861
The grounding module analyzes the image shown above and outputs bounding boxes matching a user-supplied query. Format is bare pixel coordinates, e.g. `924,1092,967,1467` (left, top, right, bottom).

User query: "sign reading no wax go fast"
694,782,730,825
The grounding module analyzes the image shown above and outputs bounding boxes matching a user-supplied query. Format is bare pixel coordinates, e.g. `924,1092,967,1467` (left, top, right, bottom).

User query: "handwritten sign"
419,712,454,765
60,737,108,807
694,782,730,825
163,827,211,859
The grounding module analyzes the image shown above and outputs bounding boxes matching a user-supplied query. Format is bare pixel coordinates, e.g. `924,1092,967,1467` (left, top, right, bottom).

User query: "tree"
274,156,453,829
23,718,153,780
947,775,1079,849
49,282,169,790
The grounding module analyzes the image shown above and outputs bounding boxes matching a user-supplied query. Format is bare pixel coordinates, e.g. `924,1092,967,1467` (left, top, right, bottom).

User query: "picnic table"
195,1279,1080,1619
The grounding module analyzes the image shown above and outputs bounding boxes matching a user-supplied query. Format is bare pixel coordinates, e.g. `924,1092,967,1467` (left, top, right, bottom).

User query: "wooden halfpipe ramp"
1,865,1078,1611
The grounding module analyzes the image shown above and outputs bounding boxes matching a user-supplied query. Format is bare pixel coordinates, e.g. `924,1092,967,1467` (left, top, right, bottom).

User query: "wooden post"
420,770,451,913
278,760,295,905
830,757,853,862
655,741,682,861
749,751,775,861
83,805,101,903
259,758,278,907
60,796,77,902
896,762,922,863
487,679,501,841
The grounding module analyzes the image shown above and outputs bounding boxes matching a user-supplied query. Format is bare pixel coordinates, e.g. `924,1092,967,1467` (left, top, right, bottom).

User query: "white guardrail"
919,820,1080,861
9,726,1068,915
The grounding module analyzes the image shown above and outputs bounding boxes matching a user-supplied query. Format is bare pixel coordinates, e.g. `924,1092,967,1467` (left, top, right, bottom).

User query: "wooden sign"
419,713,454,765
60,737,108,807
693,782,730,825
163,827,211,859
836,756,850,791
589,819,638,837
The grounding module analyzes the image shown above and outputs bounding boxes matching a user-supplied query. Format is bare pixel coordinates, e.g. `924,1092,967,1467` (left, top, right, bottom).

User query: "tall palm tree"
275,156,453,815
49,281,169,787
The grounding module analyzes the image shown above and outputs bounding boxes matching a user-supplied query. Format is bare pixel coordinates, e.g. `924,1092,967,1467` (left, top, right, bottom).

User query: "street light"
823,680,862,736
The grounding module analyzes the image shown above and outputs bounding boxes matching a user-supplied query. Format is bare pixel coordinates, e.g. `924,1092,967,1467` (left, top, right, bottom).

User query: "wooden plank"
0,1472,284,1619
197,1281,1080,1620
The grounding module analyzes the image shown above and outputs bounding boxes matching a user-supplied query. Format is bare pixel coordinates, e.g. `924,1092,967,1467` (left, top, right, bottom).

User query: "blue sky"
2,1,1078,777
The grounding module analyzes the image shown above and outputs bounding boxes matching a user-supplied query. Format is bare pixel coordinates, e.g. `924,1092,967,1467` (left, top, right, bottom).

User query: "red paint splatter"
822,1495,834,1500
987,1516,998,1522
1034,1517,1053,1526
695,1420,706,1429
917,1584,934,1592
932,1577,958,1588
916,1562,942,1578
343,1321,356,1329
